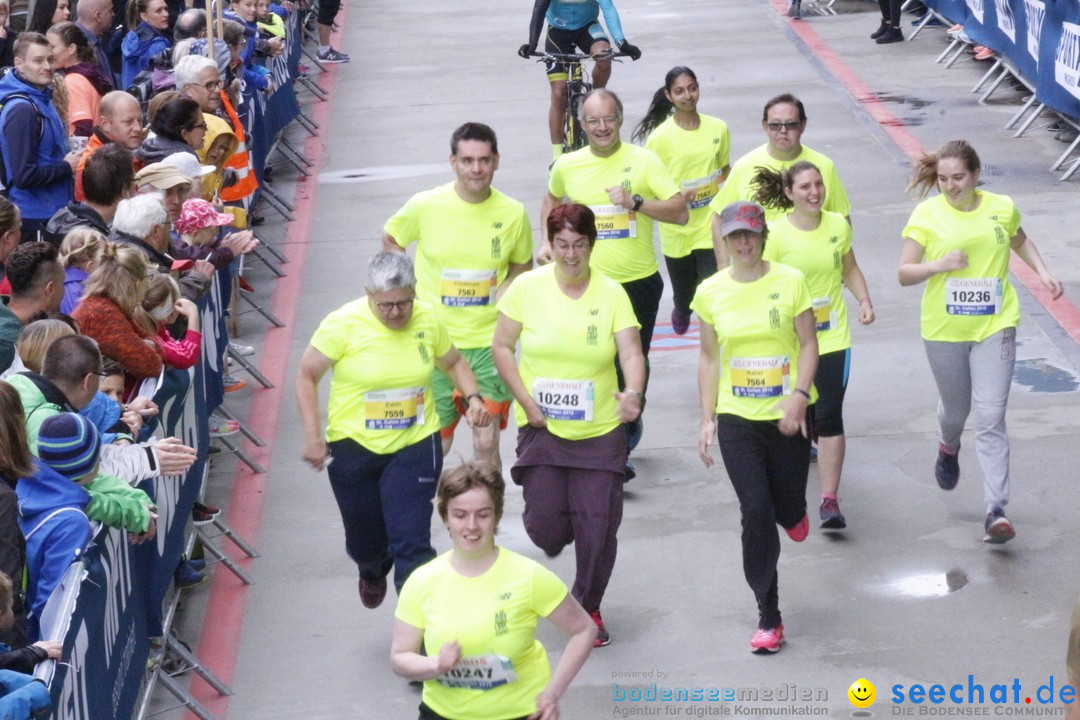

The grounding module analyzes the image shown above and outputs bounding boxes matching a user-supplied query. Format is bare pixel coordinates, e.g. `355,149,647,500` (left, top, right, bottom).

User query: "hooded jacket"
42,201,110,248
198,114,239,199
5,372,161,492
121,22,171,90
0,70,73,222
16,460,91,635
133,134,195,166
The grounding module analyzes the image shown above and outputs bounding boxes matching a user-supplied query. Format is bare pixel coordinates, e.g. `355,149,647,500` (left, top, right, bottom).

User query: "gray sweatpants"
923,327,1016,513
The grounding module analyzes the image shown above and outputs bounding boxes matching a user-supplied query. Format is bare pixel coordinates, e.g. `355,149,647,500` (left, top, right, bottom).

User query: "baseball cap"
719,201,767,236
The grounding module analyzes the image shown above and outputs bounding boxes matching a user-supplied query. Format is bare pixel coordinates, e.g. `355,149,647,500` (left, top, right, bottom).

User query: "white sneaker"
229,342,255,356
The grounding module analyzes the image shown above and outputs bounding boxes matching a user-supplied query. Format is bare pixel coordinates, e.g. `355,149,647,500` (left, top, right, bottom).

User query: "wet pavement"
169,0,1080,718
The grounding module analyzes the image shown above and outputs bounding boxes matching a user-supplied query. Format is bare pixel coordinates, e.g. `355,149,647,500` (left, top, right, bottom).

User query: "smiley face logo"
848,678,876,708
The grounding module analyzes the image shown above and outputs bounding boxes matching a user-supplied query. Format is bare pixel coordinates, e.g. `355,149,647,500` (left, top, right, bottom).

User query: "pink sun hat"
175,198,235,235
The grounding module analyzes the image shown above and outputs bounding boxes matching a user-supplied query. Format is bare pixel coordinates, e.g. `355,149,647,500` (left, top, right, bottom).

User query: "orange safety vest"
218,90,259,202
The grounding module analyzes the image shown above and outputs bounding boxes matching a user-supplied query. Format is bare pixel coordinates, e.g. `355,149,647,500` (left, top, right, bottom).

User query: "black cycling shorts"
544,23,610,79
317,0,341,27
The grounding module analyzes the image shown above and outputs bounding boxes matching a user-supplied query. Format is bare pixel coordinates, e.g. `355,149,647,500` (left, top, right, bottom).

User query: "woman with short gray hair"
295,252,491,610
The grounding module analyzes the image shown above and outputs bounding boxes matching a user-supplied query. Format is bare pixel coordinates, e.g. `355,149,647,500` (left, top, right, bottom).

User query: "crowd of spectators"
0,0,337,710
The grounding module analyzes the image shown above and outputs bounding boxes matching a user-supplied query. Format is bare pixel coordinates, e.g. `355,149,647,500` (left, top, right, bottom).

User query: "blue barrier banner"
41,530,150,720
925,0,971,24
248,11,303,182
1038,0,1080,117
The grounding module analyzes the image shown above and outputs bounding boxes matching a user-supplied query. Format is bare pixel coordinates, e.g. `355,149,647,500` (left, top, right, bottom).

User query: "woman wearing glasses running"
632,66,730,336
899,140,1063,544
295,252,490,610
752,161,875,530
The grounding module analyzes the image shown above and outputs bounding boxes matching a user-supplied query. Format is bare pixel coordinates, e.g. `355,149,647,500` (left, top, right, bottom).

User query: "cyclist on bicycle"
517,0,642,163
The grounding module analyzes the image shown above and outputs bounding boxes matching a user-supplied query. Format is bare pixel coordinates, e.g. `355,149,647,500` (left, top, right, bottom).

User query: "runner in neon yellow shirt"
494,203,644,647
295,253,492,609
753,161,875,531
633,66,730,336
383,123,533,469
392,463,595,720
899,140,1063,545
540,89,686,464
709,93,850,265
693,201,818,655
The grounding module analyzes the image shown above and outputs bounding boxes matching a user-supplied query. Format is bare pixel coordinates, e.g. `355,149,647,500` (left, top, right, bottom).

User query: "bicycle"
527,49,626,153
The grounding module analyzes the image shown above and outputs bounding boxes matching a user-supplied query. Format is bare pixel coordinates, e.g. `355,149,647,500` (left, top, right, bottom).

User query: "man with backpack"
0,34,81,243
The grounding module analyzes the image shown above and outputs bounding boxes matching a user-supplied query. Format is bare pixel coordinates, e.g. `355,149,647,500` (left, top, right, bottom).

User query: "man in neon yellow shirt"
539,89,687,461
710,93,851,263
383,123,533,468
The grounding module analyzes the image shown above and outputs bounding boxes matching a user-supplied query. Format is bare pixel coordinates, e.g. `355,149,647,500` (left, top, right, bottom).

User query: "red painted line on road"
767,0,1080,346
184,29,346,720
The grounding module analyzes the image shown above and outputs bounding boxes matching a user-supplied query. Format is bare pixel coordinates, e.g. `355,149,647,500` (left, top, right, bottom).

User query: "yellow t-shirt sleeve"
509,207,535,265
432,314,454,358
689,279,716,326
394,568,426,629
902,205,931,247
612,283,641,334
384,195,421,248
645,150,682,201
1002,202,1021,236
496,272,527,324
310,309,348,361
530,562,570,617
548,161,566,198
792,272,813,316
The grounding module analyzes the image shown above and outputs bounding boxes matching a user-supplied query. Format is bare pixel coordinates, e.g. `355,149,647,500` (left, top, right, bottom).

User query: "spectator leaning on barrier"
71,244,163,400
0,570,62,671
75,91,143,202
5,333,196,483
0,33,81,244
111,192,212,301
134,161,192,222
45,144,135,247
17,412,97,641
0,244,65,373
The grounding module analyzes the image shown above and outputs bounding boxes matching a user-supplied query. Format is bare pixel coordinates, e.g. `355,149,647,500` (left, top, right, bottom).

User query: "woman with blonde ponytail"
898,139,1063,545
71,243,163,401
753,161,874,530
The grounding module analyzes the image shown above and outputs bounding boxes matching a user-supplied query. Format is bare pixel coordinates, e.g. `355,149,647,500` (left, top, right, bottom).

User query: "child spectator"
70,244,163,401
1,319,74,379
0,572,61,672
17,413,97,640
57,227,106,315
82,358,147,445
141,273,201,370
174,197,257,271
255,0,286,39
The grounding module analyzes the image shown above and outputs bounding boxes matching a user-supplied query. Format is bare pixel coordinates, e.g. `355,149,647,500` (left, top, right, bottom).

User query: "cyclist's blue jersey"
546,0,625,44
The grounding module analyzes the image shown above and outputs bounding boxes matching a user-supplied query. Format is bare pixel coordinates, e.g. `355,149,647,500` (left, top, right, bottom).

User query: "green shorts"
431,347,512,435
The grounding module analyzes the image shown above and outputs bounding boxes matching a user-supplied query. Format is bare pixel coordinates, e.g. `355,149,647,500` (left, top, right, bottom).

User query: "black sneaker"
193,502,221,526
870,21,889,38
820,497,846,529
983,509,1015,544
876,27,904,43
787,0,801,18
934,444,959,490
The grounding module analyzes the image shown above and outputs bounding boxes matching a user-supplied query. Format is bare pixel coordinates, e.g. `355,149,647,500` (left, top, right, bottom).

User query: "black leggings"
878,0,902,25
665,249,718,316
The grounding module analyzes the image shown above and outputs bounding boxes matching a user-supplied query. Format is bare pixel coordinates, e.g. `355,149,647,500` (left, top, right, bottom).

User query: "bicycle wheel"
565,81,589,152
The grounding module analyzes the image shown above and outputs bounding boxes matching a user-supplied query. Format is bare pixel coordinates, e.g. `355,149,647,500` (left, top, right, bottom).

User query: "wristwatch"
631,194,644,212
